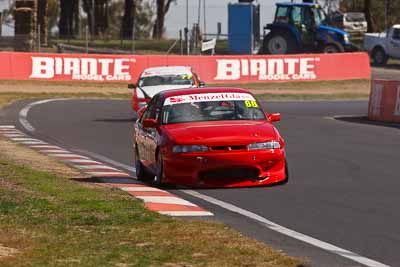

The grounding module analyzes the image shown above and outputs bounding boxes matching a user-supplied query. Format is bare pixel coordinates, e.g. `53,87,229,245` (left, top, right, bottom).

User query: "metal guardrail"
56,43,132,54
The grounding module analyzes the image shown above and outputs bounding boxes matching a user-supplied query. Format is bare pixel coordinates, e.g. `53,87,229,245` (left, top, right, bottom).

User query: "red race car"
133,87,288,188
128,66,204,112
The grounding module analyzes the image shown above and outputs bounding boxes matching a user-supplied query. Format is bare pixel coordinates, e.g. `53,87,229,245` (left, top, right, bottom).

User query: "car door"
388,28,400,59
146,96,164,172
136,97,157,167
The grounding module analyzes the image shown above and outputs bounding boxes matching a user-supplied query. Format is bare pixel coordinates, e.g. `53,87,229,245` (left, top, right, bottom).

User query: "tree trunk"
82,0,94,36
152,0,164,39
122,0,135,39
59,0,74,38
94,0,109,36
364,0,375,32
74,0,80,37
152,0,173,39
37,0,48,46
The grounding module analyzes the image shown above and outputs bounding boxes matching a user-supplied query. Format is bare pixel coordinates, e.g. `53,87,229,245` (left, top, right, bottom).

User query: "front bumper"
162,149,287,187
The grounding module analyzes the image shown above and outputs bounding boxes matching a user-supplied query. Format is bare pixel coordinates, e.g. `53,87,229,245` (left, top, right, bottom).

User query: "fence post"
37,24,41,52
179,30,183,55
85,25,89,54
0,12,2,36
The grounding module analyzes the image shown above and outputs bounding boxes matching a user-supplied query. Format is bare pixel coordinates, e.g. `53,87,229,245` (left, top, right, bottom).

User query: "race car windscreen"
162,93,266,124
139,74,194,87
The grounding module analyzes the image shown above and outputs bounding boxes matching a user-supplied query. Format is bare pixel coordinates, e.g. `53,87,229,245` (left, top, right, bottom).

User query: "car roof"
160,87,252,98
142,66,192,74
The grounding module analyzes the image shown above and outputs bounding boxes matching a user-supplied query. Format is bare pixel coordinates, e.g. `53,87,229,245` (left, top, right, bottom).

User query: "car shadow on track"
93,117,137,123
335,116,400,130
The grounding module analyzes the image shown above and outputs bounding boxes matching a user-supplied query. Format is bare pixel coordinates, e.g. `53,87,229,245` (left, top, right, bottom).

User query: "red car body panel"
134,87,288,188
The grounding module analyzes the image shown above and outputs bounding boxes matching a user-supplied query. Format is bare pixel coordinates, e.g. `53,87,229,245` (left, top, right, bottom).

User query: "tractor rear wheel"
322,43,344,53
261,31,297,55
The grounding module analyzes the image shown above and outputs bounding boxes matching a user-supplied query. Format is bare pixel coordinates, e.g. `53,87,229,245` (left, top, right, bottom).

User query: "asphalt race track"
1,99,399,267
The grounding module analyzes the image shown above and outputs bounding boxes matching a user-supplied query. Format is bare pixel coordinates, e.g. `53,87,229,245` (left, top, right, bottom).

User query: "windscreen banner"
0,52,370,83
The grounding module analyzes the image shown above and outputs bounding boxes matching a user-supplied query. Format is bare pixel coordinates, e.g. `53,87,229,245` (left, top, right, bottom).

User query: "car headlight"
344,34,350,44
248,141,281,150
172,145,208,153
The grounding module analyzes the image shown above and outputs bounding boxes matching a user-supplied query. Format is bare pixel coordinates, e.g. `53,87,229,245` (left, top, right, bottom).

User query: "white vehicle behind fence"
363,25,400,65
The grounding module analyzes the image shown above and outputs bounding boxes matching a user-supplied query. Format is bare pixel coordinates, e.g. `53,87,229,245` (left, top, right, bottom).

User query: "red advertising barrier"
0,52,370,84
368,79,400,123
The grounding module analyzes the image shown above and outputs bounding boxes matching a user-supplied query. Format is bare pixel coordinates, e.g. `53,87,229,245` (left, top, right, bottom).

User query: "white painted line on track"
64,159,102,164
19,141,47,145
49,153,84,158
19,99,68,132
119,187,165,192
29,145,63,149
11,137,41,141
0,125,15,129
136,196,197,207
3,134,25,137
182,190,390,267
75,165,118,170
159,211,214,217
86,171,130,176
40,149,71,153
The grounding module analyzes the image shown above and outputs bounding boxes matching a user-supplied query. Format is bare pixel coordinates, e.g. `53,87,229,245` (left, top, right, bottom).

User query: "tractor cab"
260,1,355,54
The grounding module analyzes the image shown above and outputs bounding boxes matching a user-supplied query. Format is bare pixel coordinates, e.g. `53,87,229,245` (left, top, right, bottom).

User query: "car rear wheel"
135,147,147,181
153,152,164,186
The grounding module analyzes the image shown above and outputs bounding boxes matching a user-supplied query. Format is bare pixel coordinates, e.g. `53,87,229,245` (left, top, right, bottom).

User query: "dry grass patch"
0,137,83,179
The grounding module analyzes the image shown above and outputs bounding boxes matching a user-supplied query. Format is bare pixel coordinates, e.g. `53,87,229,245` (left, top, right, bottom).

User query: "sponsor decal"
164,93,255,106
394,85,400,116
214,57,320,81
29,56,135,81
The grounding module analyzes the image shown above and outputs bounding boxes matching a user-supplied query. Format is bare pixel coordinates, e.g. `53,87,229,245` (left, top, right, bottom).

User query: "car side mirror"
128,83,136,89
267,113,281,122
199,81,206,87
143,119,158,128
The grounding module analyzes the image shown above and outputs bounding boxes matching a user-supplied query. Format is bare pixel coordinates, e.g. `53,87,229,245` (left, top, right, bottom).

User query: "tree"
37,0,48,45
152,0,174,39
119,0,153,39
122,0,136,39
59,0,76,37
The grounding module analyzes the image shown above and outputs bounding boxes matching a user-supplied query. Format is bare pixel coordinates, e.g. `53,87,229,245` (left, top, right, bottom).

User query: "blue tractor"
259,1,356,54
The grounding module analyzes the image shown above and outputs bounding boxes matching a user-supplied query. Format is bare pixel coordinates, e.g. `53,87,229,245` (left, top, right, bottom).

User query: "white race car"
129,66,204,111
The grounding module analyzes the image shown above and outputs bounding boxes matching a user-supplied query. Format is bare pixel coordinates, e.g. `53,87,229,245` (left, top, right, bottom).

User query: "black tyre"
135,147,147,181
372,47,388,66
322,43,344,53
261,31,298,55
152,152,164,186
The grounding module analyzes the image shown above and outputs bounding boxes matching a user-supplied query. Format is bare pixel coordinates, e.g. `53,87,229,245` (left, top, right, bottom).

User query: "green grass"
0,155,303,267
